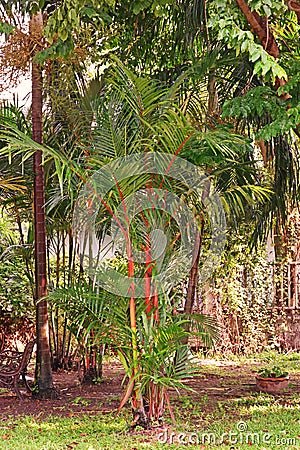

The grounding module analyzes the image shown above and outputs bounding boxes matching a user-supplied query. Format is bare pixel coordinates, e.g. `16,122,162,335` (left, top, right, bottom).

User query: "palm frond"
186,313,222,347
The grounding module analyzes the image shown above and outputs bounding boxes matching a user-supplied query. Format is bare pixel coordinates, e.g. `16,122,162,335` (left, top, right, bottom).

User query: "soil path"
0,359,299,420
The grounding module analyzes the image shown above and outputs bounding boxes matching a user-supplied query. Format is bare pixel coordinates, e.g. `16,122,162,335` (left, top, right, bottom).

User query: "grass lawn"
0,351,299,449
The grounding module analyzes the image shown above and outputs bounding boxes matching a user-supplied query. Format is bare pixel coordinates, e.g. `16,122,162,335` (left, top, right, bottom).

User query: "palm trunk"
31,12,57,398
127,238,148,427
184,225,203,317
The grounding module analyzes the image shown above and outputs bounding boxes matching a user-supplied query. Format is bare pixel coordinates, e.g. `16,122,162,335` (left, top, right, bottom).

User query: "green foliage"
0,257,33,320
47,282,113,345
0,213,34,339
0,21,14,36
222,86,300,140
207,0,289,82
222,86,282,119
48,280,221,422
2,352,300,448
212,224,280,353
248,0,285,17
258,365,289,378
43,0,113,58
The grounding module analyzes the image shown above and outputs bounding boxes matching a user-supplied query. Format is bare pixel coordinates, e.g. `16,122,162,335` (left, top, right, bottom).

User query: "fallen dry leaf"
2,434,12,440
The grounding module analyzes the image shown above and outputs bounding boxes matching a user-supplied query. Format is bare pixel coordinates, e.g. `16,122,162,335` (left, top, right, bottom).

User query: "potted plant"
256,365,289,393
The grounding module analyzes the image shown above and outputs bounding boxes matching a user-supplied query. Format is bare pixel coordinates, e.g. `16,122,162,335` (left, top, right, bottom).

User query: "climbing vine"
211,225,283,354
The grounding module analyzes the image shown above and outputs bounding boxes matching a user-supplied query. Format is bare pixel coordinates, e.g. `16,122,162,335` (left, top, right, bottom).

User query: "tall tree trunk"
236,0,300,324
184,226,202,316
30,12,57,398
235,0,279,57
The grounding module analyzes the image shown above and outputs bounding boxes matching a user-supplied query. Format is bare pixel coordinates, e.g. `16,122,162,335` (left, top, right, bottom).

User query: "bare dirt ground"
0,361,124,419
0,359,299,421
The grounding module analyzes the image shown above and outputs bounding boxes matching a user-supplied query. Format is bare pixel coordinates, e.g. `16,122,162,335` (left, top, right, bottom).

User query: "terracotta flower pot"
256,375,289,393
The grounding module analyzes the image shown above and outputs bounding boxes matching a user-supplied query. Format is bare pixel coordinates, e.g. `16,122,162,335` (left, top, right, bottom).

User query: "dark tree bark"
286,0,300,24
235,0,296,106
235,0,293,101
184,227,202,316
30,13,57,399
235,0,279,58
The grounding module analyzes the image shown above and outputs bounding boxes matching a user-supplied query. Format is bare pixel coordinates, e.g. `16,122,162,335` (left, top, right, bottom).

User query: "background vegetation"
0,0,299,429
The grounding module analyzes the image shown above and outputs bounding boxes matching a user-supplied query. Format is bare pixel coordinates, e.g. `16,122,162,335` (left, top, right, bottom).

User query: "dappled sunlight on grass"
1,350,300,449
0,413,139,450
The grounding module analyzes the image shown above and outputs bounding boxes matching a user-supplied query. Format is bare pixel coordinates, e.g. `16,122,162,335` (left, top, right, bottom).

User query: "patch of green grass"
198,349,300,377
0,412,167,450
196,363,243,378
170,393,300,449
2,400,299,450
1,351,300,449
169,351,300,449
71,397,90,407
0,388,9,395
254,351,300,375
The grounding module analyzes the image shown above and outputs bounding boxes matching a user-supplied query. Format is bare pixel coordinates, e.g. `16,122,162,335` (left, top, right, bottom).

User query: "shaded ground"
0,358,300,421
0,361,124,419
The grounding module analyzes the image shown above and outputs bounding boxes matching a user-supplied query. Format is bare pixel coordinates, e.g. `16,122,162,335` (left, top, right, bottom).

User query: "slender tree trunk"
184,226,202,316
31,12,57,398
